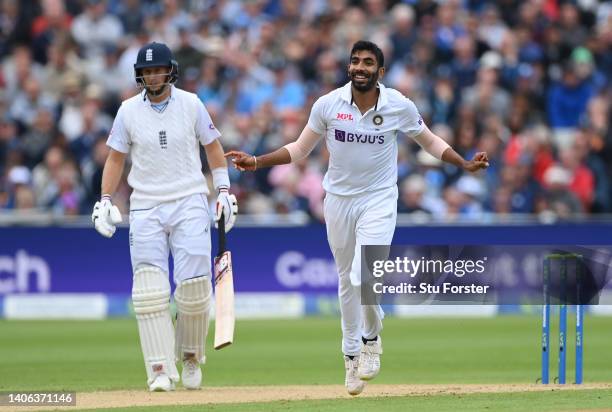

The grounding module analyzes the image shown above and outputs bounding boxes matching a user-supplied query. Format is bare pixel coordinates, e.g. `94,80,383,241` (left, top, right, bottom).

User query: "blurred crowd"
0,0,610,222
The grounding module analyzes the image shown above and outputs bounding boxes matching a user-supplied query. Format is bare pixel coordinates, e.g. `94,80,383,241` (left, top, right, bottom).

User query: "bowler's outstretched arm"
225,126,321,171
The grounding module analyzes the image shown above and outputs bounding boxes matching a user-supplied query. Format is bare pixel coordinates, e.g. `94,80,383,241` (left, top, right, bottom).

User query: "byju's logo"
334,129,384,144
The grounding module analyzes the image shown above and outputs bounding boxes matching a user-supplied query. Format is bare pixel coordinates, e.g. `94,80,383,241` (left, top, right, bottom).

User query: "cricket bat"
213,212,235,350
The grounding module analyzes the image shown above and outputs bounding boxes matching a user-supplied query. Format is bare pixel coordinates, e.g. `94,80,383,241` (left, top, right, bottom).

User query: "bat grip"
218,211,226,255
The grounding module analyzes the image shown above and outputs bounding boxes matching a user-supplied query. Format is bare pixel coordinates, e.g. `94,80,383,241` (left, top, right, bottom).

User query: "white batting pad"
132,265,179,384
174,276,212,363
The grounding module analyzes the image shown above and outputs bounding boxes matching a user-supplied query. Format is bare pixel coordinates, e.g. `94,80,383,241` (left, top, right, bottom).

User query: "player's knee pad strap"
131,265,178,384
174,276,212,363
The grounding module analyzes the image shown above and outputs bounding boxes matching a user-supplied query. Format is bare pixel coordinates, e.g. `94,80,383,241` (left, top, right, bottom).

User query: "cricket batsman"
226,40,489,395
91,42,237,392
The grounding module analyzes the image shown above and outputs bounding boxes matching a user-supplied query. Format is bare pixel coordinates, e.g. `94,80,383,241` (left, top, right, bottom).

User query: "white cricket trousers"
129,193,212,283
324,186,398,356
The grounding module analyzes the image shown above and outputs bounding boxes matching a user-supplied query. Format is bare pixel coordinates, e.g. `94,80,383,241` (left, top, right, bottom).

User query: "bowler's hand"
224,151,256,172
463,152,489,173
215,188,238,232
92,196,122,238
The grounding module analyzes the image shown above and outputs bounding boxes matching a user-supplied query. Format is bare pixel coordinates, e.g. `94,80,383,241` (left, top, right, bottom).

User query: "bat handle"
218,211,226,255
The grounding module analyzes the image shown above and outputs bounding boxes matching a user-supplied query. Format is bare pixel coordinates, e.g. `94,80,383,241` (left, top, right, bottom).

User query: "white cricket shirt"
307,82,425,196
107,86,221,209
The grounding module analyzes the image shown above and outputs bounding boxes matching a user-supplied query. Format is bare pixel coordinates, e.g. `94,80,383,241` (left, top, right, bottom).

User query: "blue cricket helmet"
133,42,179,87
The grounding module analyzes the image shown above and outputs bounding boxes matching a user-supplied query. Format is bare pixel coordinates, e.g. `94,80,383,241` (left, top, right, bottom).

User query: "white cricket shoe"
149,374,175,392
358,336,382,381
181,356,202,390
344,355,366,396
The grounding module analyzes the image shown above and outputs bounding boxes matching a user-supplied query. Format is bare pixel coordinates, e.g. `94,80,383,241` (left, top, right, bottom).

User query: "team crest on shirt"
373,115,383,126
159,130,167,149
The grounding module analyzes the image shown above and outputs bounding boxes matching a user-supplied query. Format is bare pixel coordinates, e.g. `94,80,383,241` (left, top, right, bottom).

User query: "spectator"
68,84,112,162
435,1,466,63
71,0,123,60
558,145,594,212
454,175,485,219
4,165,32,209
13,184,36,211
49,160,84,215
173,25,204,76
94,44,132,98
477,4,508,51
398,174,443,218
31,144,64,207
9,76,56,128
30,0,73,64
451,35,478,92
20,106,56,167
388,4,416,67
116,0,144,36
547,62,595,129
0,0,19,56
539,165,584,218
41,36,85,100
0,114,18,175
57,72,84,142
462,51,511,121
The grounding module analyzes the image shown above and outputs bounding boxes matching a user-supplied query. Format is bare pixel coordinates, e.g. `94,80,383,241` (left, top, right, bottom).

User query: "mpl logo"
0,250,50,294
275,251,338,289
336,113,353,121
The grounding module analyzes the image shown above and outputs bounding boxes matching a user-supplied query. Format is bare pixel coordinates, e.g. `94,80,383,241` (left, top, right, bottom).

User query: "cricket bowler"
226,40,489,395
91,42,237,392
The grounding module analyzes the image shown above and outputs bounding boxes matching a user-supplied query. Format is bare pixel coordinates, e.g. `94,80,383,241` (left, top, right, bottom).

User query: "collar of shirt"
150,96,170,113
339,81,389,111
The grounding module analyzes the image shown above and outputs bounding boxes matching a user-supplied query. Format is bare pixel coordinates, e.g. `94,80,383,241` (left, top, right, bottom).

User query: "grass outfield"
0,316,611,410
63,390,612,412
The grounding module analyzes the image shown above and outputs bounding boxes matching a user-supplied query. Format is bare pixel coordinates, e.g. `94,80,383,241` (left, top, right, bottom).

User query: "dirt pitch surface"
5,383,612,411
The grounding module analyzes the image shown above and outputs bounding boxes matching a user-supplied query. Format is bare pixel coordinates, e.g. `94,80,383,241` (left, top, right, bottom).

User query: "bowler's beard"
350,70,379,92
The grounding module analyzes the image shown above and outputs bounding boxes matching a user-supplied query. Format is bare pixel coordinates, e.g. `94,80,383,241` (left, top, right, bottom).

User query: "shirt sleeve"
283,126,322,161
106,106,131,153
195,100,221,145
398,97,426,138
306,95,327,135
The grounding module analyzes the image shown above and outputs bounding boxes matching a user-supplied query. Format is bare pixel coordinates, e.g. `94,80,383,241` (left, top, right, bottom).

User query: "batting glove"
92,195,122,238
215,188,238,232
